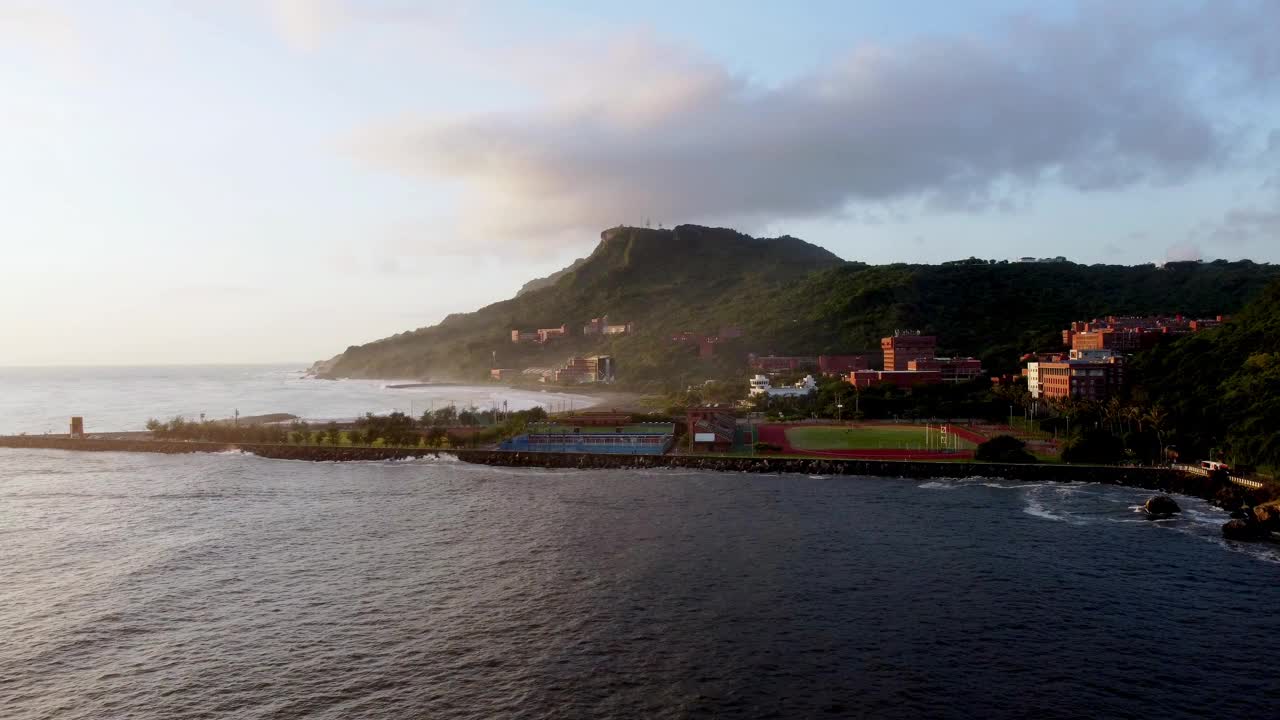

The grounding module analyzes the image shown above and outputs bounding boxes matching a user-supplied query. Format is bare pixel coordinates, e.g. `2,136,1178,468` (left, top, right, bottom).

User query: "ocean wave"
1022,495,1068,522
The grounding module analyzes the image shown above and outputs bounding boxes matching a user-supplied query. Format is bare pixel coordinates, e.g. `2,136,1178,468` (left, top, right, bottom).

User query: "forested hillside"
316,225,1279,388
1135,278,1280,469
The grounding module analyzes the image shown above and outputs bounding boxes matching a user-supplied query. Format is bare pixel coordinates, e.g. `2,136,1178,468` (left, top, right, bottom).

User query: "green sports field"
785,425,977,451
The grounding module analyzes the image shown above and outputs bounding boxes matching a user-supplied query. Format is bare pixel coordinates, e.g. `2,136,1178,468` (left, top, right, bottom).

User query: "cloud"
264,0,348,50
1206,203,1280,248
346,1,1280,247
262,0,461,52
0,2,82,65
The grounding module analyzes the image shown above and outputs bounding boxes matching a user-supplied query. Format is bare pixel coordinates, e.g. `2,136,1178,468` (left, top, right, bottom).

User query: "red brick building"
673,329,740,360
1062,315,1227,352
817,354,871,375
1037,357,1125,400
848,369,943,389
686,407,736,452
907,357,983,383
511,324,569,344
881,332,937,371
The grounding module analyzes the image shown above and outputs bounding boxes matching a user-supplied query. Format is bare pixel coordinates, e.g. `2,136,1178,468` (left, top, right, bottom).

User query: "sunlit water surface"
0,365,592,435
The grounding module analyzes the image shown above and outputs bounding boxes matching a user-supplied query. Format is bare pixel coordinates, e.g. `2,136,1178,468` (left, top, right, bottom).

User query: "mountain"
318,224,844,382
316,225,1279,389
516,256,588,297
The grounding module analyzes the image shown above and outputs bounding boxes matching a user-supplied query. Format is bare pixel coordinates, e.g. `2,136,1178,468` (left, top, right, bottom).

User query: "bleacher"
500,422,675,455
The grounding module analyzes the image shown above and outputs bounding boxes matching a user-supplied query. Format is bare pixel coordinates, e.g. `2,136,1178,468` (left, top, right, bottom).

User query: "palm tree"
1105,397,1124,435
1124,404,1144,434
1145,406,1169,462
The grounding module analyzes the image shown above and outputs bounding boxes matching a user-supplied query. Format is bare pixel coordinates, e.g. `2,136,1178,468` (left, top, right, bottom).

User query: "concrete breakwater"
454,449,1208,490
0,436,448,462
3,436,1261,509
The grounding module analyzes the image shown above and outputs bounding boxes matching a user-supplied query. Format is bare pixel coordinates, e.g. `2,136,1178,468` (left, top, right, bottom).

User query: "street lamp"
837,402,843,423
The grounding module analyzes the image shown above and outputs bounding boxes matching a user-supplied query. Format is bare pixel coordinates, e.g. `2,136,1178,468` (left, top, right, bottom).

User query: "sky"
1,0,1278,366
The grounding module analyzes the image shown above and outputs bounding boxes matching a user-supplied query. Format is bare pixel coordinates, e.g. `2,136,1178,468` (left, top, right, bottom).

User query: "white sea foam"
1022,496,1067,522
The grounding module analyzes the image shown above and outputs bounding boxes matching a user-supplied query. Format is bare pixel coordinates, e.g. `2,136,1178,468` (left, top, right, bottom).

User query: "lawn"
785,425,977,451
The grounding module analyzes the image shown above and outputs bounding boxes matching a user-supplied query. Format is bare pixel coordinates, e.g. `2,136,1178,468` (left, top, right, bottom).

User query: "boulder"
1252,502,1280,530
1144,494,1181,516
1222,519,1269,541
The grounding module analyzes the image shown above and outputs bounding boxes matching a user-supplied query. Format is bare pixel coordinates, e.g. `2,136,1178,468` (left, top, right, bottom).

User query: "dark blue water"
2,449,1277,719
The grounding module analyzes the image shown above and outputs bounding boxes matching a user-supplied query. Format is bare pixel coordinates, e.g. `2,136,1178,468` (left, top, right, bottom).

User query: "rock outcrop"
1221,502,1280,542
1222,518,1270,541
1143,495,1181,516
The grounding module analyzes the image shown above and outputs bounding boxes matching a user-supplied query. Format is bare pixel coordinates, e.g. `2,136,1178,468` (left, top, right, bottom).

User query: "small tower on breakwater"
69,416,84,439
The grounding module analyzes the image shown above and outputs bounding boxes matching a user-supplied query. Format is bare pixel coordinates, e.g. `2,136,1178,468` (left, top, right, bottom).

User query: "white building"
1026,362,1042,398
748,374,818,398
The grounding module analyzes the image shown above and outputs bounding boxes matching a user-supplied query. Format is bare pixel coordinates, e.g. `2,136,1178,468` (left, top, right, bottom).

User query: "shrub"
974,435,1037,463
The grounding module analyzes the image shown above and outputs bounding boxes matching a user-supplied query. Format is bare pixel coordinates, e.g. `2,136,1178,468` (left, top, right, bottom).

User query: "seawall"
0,436,449,462
3,436,1263,507
454,450,1237,498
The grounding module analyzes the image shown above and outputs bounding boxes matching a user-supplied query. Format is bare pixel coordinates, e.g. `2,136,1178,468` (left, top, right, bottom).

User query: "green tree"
1062,429,1126,464
975,435,1037,463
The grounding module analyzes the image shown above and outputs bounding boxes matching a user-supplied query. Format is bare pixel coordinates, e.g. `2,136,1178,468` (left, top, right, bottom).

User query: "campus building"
554,356,593,383
585,355,615,382
1035,356,1125,400
906,357,983,383
848,369,943,390
686,407,736,452
583,315,633,336
672,328,743,359
1025,362,1043,398
817,354,871,375
549,355,616,383
1061,315,1227,352
748,374,818,397
748,354,819,372
1026,349,1119,398
511,324,569,344
881,331,937,371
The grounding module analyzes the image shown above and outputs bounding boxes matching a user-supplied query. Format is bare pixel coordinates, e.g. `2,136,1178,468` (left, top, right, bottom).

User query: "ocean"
0,365,594,436
2,368,1279,718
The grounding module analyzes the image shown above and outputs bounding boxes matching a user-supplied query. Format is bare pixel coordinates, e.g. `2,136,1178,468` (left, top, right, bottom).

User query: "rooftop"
527,422,675,435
